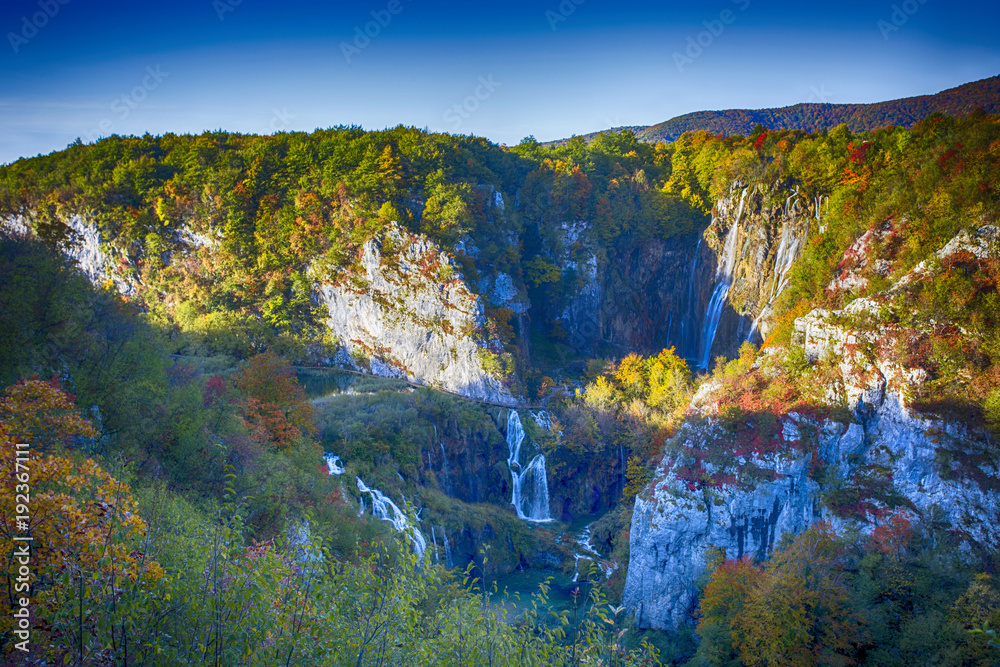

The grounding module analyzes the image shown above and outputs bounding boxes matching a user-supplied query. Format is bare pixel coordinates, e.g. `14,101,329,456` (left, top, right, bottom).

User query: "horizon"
2,0,1000,165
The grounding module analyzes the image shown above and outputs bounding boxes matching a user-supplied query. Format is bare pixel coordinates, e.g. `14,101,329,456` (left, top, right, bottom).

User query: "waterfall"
697,219,741,370
356,477,427,561
431,526,440,563
571,522,614,582
506,411,553,522
679,237,703,360
442,529,454,568
324,454,345,475
529,410,554,434
747,194,810,343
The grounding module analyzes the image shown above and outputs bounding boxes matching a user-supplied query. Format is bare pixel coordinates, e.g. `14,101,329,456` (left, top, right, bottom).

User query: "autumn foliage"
234,351,316,448
697,525,863,667
0,379,162,648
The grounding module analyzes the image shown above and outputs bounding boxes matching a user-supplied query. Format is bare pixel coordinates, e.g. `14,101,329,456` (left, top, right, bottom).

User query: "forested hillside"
547,74,1000,146
3,105,1000,664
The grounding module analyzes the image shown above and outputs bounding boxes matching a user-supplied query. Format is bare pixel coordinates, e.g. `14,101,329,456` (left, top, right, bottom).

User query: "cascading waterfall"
356,477,427,561
747,194,809,343
697,217,741,370
324,454,345,475
506,411,552,522
570,523,615,582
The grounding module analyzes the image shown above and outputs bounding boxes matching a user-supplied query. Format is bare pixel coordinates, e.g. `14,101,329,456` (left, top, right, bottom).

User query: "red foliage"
849,141,871,165
869,510,913,557
203,375,228,407
753,131,768,151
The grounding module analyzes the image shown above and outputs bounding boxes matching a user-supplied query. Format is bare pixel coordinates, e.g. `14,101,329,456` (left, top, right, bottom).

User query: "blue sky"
1,0,998,164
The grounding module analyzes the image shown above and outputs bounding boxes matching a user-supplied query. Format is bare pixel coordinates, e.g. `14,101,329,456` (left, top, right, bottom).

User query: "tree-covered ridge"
546,74,1000,146
4,111,1000,663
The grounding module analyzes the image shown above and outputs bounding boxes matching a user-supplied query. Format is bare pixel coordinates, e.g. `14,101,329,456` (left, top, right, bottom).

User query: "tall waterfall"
506,411,552,522
356,477,427,561
697,219,741,370
679,237,703,361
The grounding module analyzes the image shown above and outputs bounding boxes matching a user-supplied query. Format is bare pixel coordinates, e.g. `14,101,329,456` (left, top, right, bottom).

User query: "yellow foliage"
0,378,98,452
614,354,648,399
0,379,161,638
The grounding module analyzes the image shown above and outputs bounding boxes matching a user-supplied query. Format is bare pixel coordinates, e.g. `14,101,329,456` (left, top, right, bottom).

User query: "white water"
325,455,345,475
570,523,615,582
506,411,553,522
529,410,555,434
769,221,804,302
747,194,810,343
431,526,441,562
697,217,741,370
356,477,427,561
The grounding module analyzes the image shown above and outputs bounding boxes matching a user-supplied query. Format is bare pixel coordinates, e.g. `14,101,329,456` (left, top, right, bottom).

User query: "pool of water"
488,567,598,626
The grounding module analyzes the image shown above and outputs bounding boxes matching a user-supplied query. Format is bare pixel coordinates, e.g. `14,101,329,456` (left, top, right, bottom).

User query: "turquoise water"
487,567,598,626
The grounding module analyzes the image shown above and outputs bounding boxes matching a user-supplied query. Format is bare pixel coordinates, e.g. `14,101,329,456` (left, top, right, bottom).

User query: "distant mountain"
546,75,1000,146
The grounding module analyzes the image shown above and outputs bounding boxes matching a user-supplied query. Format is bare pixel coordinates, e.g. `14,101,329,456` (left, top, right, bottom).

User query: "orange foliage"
235,351,316,448
869,510,913,557
0,379,162,637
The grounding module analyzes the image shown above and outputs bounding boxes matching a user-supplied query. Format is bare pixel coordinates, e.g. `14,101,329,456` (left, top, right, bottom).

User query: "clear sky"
1,0,998,164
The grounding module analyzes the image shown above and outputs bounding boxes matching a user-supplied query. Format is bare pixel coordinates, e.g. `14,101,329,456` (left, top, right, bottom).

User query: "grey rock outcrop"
624,227,1000,630
313,222,515,405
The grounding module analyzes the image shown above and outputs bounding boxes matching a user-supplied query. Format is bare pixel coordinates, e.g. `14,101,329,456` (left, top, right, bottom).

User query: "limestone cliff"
541,179,819,368
623,226,1000,630
313,222,515,405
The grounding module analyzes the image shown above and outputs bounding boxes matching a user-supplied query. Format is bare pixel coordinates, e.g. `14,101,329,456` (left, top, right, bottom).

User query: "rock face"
625,388,1000,630
624,227,1000,631
543,180,818,367
694,183,817,360
313,222,515,405
2,214,138,295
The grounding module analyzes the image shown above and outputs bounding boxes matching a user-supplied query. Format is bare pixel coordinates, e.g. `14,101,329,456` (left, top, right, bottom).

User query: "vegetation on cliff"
3,103,1000,664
